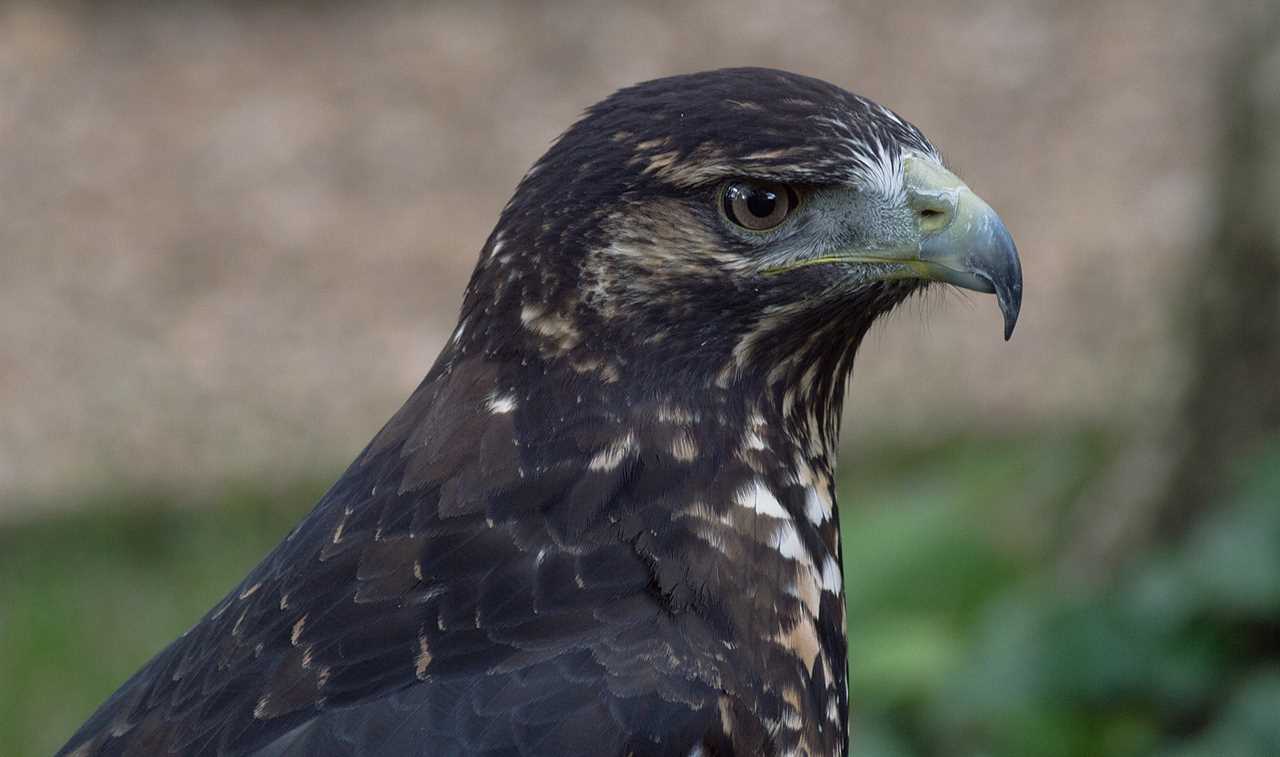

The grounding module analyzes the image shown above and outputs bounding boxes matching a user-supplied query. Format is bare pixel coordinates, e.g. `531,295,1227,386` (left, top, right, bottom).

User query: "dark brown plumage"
59,68,1021,757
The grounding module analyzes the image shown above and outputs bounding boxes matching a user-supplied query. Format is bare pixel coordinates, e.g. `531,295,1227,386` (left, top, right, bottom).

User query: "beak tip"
973,268,1021,342
1000,284,1022,341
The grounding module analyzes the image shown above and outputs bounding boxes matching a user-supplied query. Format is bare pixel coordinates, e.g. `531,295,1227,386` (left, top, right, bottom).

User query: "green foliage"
0,482,326,757
1,435,1276,756
845,437,1280,757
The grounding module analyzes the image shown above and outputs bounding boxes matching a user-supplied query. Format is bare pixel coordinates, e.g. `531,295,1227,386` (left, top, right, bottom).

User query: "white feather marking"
737,479,789,520
290,615,306,646
772,521,807,562
519,303,544,324
451,317,468,344
588,432,636,471
804,487,830,524
820,555,842,593
485,391,517,414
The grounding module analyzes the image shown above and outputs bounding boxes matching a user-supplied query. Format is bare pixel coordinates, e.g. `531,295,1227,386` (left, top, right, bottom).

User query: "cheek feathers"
581,199,751,317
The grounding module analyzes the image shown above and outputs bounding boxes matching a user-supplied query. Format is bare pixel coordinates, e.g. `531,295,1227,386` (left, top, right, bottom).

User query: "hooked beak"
912,162,1023,340
763,155,1023,340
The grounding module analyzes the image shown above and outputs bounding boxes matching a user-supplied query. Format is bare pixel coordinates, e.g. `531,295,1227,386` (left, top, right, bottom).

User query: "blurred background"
2,1,1277,755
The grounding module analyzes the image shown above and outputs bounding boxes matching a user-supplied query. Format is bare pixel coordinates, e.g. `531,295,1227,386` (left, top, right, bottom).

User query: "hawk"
60,68,1021,757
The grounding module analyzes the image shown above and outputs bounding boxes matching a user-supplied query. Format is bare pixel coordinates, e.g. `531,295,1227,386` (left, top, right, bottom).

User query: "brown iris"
721,181,798,231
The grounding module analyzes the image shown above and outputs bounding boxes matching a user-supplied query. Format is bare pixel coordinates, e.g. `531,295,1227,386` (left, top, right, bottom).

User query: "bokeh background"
3,2,1278,755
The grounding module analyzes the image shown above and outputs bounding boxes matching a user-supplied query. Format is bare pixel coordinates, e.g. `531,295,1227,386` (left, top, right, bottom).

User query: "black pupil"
746,188,778,218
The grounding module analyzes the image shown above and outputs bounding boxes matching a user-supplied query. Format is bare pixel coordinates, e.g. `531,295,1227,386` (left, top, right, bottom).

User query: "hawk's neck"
371,299,870,752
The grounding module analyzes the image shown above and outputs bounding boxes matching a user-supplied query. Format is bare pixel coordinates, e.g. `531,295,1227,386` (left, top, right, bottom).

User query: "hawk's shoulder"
59,358,767,756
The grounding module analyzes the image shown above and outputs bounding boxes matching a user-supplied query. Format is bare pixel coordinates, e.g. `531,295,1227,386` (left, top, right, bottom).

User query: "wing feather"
59,360,730,756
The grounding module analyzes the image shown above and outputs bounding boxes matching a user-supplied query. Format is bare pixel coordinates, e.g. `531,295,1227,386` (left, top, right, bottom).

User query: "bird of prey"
60,68,1021,757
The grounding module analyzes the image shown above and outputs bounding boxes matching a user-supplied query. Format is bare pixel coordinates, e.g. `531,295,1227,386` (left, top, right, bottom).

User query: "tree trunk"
1162,13,1280,537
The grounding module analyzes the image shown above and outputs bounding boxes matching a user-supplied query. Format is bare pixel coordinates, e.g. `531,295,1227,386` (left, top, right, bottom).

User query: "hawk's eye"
721,181,797,231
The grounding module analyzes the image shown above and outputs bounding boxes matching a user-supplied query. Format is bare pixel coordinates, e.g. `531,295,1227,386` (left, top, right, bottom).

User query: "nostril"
910,191,954,231
916,204,951,233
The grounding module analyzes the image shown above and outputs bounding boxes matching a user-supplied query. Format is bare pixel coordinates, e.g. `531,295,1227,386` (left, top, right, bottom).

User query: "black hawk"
60,68,1021,757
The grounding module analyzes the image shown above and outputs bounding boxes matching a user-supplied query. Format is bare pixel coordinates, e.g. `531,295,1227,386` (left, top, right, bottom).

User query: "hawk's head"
458,67,1020,423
